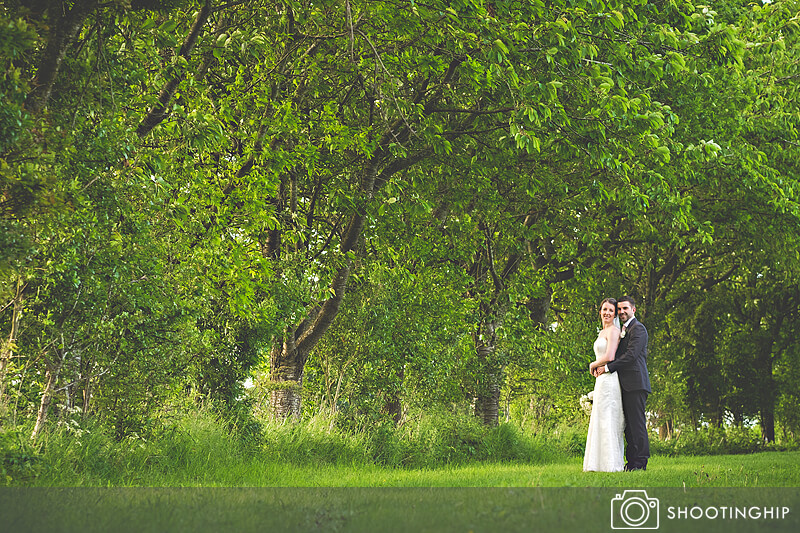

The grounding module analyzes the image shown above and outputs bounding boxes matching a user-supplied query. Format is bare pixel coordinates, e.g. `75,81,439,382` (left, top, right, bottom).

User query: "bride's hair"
599,297,618,315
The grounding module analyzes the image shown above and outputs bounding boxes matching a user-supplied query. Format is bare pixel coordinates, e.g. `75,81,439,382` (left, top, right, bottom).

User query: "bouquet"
579,391,594,415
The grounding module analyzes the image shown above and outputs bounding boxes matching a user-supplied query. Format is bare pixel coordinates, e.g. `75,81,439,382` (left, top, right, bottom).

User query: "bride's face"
599,302,617,326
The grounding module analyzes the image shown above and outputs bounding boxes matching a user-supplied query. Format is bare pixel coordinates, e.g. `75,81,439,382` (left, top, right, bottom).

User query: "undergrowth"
1,408,797,486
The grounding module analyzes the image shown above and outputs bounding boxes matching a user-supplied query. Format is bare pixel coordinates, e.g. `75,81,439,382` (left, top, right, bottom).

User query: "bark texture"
26,0,99,114
473,343,502,427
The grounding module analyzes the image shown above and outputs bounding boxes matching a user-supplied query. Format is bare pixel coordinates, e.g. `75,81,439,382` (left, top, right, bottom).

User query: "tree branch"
136,1,212,137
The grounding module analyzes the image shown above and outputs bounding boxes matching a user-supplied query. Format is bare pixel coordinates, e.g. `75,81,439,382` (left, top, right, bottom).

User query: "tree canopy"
2,0,800,443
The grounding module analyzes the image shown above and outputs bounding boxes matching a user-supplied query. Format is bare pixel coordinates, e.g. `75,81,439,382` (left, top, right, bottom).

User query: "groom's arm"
607,323,647,373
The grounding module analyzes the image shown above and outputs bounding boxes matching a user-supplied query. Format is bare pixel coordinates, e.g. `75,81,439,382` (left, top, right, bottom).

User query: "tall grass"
3,408,578,485
2,408,798,487
256,407,585,468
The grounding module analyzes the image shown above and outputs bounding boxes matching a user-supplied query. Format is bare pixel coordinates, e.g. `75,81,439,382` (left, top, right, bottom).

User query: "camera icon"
611,490,660,529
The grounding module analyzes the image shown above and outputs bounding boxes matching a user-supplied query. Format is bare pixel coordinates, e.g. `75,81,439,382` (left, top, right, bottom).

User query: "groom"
595,295,651,471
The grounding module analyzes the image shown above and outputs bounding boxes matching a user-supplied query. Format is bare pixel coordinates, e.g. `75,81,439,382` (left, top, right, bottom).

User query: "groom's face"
618,301,635,323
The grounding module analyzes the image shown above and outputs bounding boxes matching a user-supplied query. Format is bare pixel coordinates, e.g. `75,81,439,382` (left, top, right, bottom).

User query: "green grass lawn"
7,451,800,532
257,452,800,487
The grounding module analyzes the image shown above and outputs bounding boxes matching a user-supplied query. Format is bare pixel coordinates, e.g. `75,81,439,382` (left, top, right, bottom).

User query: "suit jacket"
607,317,651,393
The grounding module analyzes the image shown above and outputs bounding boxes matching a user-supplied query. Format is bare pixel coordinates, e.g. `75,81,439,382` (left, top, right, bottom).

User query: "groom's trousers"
621,389,650,470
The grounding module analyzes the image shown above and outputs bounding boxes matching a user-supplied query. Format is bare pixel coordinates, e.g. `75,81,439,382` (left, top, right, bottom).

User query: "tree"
3,0,800,445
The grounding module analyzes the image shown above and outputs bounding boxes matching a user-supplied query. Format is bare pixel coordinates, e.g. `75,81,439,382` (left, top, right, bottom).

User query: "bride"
583,298,625,472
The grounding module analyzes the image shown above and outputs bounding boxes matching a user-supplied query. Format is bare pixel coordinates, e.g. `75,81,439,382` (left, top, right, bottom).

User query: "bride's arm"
605,327,621,362
590,328,621,369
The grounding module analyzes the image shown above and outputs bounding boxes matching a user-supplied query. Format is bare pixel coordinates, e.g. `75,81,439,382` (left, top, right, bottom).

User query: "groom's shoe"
624,464,646,472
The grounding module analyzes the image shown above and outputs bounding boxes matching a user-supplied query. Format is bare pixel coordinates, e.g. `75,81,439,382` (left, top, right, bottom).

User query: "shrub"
371,409,563,467
260,411,371,465
651,425,800,456
0,427,38,485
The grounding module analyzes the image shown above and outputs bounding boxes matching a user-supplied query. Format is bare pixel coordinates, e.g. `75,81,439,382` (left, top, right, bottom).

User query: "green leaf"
655,145,670,163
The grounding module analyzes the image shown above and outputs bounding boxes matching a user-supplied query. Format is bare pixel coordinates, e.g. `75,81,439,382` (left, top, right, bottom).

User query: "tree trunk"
467,223,519,427
757,344,776,442
474,379,501,427
383,365,404,425
267,261,355,419
268,339,306,419
31,356,64,442
0,277,24,404
384,394,403,425
26,0,99,114
265,153,414,419
760,407,775,443
524,287,552,327
80,351,97,419
754,312,779,443
473,340,502,427
658,418,674,440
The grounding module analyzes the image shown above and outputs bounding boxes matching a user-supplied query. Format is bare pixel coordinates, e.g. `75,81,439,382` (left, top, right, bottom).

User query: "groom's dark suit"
607,317,650,470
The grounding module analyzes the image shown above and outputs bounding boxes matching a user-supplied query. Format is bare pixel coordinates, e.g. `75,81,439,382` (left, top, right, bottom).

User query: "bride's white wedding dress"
583,335,625,472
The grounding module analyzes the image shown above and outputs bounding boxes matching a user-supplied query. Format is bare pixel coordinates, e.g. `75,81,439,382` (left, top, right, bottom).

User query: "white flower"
620,327,627,339
579,391,594,414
